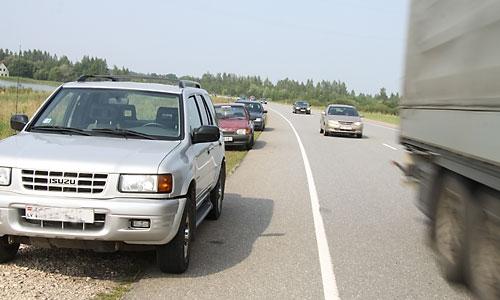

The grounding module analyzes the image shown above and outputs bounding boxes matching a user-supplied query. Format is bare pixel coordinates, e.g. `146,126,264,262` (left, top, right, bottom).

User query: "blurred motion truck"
400,1,500,299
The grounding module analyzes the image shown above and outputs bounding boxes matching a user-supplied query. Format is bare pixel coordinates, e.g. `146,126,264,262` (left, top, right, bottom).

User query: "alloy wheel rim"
183,214,190,259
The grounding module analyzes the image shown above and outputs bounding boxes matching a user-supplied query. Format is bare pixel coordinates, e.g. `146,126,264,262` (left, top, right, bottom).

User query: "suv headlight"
119,174,172,193
0,167,11,186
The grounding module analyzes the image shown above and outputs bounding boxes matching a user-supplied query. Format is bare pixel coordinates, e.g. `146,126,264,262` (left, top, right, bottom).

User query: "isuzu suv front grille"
21,170,108,194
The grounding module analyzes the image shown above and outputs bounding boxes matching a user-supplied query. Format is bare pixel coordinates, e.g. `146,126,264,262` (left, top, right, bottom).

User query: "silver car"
0,76,226,274
320,104,363,138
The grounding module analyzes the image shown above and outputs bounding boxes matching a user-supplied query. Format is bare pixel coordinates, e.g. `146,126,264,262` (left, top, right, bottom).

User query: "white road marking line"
269,107,340,300
365,121,398,131
382,143,398,151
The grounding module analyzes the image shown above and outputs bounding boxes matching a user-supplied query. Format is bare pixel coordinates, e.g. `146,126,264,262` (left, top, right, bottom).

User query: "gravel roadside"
0,245,153,300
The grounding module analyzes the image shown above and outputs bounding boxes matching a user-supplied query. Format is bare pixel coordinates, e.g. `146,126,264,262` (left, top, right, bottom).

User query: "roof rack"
178,80,201,89
77,75,118,82
76,75,202,89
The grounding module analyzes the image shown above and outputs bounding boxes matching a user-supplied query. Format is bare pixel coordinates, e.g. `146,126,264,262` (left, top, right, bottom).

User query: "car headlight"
307,107,311,110
0,167,11,186
119,174,172,193
236,129,247,135
255,118,262,122
354,121,362,126
328,120,339,126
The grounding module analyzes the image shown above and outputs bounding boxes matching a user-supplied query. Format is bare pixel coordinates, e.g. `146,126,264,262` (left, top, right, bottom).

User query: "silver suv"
0,76,226,274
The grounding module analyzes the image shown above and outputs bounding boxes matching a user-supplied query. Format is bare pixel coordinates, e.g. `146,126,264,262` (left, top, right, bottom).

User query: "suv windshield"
30,88,182,140
328,106,359,117
215,105,247,120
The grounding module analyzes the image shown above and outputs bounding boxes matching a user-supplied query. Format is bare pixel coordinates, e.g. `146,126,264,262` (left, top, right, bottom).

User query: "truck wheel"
466,188,500,300
433,173,469,282
156,190,195,274
208,162,226,220
0,236,19,263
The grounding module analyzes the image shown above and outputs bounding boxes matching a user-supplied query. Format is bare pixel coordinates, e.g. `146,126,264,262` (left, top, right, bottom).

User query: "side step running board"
196,199,213,227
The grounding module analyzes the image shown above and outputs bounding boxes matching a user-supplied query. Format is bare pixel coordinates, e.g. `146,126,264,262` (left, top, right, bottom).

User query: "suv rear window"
31,88,182,140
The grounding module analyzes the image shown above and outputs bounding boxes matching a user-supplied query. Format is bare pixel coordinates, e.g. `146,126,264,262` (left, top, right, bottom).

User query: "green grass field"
0,76,61,87
360,111,399,125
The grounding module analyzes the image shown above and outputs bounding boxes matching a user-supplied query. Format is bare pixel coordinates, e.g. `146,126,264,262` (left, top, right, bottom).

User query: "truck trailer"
400,1,500,299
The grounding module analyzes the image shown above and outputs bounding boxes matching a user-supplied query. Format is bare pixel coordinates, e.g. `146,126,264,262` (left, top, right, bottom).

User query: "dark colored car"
292,101,311,114
215,104,254,150
235,100,267,131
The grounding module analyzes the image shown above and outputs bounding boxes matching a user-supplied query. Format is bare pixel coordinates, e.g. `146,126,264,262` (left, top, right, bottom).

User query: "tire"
433,173,470,282
156,188,195,274
320,126,324,134
466,188,500,300
356,133,362,138
0,236,19,263
323,127,329,136
208,162,226,220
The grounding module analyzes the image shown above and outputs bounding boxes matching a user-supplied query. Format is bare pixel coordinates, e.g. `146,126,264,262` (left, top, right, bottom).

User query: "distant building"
0,63,8,77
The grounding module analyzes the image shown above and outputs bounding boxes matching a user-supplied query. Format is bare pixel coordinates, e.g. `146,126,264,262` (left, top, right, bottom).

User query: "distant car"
320,104,363,138
293,101,311,114
235,100,267,131
259,98,268,104
215,104,254,150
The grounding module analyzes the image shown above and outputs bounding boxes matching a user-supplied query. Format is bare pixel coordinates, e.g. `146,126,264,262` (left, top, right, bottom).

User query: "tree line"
0,48,399,114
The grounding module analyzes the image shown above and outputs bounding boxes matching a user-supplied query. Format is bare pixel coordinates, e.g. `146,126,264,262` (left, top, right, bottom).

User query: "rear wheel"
466,188,500,300
156,188,195,274
433,173,469,282
208,162,226,220
0,237,19,263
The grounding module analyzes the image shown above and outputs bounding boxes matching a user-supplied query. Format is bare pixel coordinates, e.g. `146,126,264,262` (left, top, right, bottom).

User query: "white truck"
399,1,500,299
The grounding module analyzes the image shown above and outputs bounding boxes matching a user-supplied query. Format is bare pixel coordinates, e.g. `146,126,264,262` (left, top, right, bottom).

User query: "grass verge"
0,76,61,87
225,131,262,175
360,111,399,125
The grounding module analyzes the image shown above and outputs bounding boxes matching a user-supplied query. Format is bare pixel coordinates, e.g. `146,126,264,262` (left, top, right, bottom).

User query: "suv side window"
200,94,217,125
186,96,202,133
195,95,212,125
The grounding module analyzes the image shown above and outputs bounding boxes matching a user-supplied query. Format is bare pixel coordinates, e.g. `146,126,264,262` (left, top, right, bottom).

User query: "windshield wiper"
31,126,92,136
91,128,156,140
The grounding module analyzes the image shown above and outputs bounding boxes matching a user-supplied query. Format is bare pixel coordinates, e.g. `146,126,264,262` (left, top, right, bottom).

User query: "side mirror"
321,111,326,115
192,125,220,144
263,110,268,113
10,114,29,131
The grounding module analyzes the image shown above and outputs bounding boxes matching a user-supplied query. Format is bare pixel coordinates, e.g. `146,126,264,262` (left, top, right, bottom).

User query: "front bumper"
252,120,264,130
0,191,185,246
325,125,363,135
295,108,311,114
222,133,252,146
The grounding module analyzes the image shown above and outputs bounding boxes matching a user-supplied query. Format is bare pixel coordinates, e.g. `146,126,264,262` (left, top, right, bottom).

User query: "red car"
215,104,254,150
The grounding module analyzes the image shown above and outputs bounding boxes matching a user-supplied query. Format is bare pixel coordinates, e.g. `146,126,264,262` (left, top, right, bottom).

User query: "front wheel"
208,162,226,220
156,190,195,274
0,237,19,263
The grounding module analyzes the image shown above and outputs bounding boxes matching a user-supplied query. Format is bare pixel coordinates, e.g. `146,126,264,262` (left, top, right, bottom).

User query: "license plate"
340,126,352,130
224,137,233,142
25,205,94,223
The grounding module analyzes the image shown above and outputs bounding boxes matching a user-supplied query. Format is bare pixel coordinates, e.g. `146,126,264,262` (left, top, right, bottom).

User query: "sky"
4,0,409,95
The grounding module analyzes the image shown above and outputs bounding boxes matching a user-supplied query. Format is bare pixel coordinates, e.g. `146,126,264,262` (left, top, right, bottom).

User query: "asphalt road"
126,103,473,299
